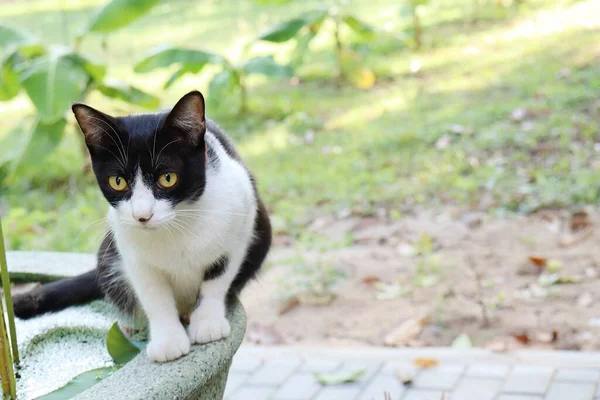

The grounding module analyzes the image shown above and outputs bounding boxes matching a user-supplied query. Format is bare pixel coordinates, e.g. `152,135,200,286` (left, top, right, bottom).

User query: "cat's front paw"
147,325,191,362
188,317,231,344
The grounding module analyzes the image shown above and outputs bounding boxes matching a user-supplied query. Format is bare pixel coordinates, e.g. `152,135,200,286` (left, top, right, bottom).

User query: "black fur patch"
204,256,228,281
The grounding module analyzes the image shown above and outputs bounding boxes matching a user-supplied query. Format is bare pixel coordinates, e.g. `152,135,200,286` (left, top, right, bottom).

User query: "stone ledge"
74,299,247,400
7,251,95,282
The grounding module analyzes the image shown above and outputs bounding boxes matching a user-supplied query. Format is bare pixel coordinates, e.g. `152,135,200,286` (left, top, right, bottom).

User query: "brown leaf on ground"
513,332,530,345
518,257,547,275
278,297,300,315
361,275,382,286
528,256,547,267
384,313,431,347
571,211,592,232
413,357,439,369
246,323,285,345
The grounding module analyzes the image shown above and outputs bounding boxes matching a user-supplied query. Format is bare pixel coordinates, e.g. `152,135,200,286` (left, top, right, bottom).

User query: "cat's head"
73,91,207,228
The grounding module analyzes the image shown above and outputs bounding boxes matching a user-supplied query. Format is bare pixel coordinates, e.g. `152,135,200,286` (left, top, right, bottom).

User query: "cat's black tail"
13,269,103,319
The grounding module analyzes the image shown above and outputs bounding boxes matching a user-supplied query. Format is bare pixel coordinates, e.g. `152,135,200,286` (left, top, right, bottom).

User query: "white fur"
109,131,257,362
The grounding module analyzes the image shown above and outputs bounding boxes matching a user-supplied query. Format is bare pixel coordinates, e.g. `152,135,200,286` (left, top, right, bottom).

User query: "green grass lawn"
0,0,598,252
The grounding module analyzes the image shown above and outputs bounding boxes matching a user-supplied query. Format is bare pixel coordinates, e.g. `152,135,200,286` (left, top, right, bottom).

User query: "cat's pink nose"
134,213,153,223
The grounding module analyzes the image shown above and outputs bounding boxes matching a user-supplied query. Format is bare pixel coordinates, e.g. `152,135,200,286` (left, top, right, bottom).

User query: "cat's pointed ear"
72,103,118,146
164,90,206,146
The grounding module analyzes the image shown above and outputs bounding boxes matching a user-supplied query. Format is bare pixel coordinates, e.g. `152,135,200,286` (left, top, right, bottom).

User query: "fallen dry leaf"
413,357,439,369
570,211,592,232
384,313,431,347
361,275,382,286
513,332,530,345
314,369,366,385
278,296,300,315
246,323,285,345
297,292,335,306
528,256,547,267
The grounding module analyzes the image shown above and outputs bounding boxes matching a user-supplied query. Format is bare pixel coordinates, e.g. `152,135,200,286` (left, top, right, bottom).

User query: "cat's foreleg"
188,252,243,344
126,263,191,362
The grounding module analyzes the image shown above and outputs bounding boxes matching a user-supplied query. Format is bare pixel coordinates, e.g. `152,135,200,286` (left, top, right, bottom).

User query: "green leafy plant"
0,0,161,178
400,0,430,50
134,45,293,113
256,6,378,88
0,219,18,399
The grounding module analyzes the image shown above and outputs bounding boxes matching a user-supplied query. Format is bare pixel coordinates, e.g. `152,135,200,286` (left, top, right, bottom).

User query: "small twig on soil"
466,256,491,328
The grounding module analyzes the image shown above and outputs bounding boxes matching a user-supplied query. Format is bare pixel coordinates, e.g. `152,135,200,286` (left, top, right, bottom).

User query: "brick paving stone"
313,384,363,400
224,372,249,398
451,377,503,400
358,374,406,400
546,382,596,400
247,358,302,386
502,366,554,395
496,396,544,400
554,369,600,383
466,364,510,379
382,361,419,376
402,389,446,400
299,358,342,373
413,365,464,391
271,373,321,400
228,386,276,400
230,354,263,373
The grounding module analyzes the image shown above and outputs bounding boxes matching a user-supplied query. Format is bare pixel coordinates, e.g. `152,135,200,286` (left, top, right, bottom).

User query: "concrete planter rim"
7,251,246,400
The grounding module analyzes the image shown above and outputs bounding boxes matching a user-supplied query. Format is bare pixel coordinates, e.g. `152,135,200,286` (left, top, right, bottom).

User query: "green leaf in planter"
209,69,237,98
342,15,376,40
0,55,21,101
20,47,89,122
10,117,67,176
98,80,159,109
314,369,366,385
106,322,141,365
85,0,161,35
134,45,224,74
35,367,115,400
243,56,293,78
0,24,34,50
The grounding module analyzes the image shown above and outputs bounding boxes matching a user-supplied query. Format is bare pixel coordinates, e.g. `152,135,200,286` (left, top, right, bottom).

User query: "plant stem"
334,17,344,81
239,74,248,114
0,221,18,365
0,220,15,398
412,6,422,50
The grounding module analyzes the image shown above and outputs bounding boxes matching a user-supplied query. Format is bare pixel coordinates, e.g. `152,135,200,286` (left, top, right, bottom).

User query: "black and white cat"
13,91,272,362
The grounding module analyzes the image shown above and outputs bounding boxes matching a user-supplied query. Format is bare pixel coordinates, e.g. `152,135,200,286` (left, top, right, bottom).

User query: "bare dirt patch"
242,207,600,352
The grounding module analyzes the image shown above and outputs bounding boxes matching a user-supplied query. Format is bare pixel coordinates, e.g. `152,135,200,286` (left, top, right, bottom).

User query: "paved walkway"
225,346,600,400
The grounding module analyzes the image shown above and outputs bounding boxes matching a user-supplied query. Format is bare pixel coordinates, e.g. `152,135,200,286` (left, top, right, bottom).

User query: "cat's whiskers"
175,209,248,217
151,113,166,169
153,139,181,172
87,144,126,170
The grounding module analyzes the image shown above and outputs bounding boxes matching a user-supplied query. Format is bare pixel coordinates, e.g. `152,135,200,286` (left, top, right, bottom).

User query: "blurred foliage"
0,0,160,180
0,0,597,253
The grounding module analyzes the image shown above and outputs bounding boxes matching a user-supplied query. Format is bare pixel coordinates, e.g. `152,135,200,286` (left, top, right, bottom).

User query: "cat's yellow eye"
158,172,178,189
108,176,128,192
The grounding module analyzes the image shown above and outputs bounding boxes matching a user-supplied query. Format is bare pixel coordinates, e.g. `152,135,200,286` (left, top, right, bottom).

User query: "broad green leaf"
106,322,141,365
134,45,224,73
20,47,89,121
85,0,161,35
209,69,237,98
257,18,307,43
410,0,430,6
0,55,21,101
98,80,159,109
243,56,293,78
164,68,187,89
257,9,328,43
35,367,114,399
10,118,67,176
314,369,366,385
0,24,33,50
64,53,106,81
342,15,376,40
